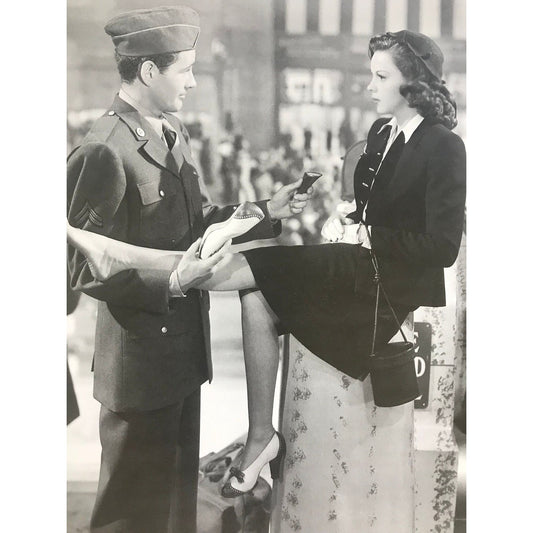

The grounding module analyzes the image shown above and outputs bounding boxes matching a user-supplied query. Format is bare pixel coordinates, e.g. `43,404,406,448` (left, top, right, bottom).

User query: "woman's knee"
240,289,280,327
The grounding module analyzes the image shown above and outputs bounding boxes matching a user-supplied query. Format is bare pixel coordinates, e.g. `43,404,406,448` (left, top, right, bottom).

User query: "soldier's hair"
368,34,457,130
115,51,181,83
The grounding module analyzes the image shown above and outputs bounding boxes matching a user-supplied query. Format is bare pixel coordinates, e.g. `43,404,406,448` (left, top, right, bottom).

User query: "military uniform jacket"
67,95,280,412
349,117,466,308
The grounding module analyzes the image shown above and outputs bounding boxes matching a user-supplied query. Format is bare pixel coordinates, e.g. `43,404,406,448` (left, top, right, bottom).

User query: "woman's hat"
105,5,200,57
387,30,444,80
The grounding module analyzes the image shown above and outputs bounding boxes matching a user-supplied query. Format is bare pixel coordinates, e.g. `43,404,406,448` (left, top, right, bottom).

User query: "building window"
352,0,375,36
319,0,341,35
313,69,343,104
282,68,344,106
385,0,408,32
453,0,466,39
283,69,313,104
286,0,307,34
419,0,441,37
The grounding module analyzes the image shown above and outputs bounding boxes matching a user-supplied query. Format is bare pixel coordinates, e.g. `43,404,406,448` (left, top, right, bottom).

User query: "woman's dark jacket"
350,117,466,307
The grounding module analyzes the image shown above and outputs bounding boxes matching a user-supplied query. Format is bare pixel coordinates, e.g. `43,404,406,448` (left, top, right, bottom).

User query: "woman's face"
367,50,409,116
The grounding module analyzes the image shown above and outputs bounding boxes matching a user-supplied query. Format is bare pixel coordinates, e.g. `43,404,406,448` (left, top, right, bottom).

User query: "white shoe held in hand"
198,202,265,259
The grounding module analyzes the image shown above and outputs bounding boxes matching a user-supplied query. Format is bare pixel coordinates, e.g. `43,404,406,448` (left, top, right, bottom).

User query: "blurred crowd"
212,129,346,246
67,111,355,246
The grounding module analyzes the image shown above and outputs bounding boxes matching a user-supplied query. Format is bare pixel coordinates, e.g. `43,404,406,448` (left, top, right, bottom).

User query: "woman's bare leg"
195,252,257,291
238,290,280,471
200,257,282,472
67,221,257,291
67,222,179,280
68,224,281,470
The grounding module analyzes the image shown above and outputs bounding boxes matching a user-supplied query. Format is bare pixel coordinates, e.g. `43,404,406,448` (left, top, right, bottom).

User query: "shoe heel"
269,432,286,481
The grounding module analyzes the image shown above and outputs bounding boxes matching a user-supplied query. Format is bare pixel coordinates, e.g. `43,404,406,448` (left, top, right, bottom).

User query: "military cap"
386,30,444,80
104,5,200,56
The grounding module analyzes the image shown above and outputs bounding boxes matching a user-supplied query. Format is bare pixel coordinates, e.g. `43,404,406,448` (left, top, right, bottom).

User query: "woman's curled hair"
369,33,457,130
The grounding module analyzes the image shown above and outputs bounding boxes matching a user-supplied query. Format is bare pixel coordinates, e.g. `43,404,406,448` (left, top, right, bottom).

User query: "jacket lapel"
382,118,431,201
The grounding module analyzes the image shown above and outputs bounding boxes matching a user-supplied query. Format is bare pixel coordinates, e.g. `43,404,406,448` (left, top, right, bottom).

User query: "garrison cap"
104,5,200,57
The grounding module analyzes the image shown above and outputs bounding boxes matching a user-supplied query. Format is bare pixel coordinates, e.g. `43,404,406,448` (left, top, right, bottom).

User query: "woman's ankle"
246,426,276,445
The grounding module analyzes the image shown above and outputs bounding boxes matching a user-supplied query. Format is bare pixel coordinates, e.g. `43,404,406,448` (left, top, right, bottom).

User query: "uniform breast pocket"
137,178,180,245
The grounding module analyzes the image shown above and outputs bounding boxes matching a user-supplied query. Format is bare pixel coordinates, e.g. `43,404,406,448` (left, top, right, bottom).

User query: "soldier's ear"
139,60,157,86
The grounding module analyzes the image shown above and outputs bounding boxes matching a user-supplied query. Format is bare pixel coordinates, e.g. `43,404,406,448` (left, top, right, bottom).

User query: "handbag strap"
363,223,409,355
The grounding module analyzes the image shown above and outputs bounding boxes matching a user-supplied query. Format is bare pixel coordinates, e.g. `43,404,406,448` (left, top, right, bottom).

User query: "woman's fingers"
321,216,344,242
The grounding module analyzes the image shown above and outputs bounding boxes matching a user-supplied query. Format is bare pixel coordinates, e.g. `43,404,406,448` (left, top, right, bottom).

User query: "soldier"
67,5,309,532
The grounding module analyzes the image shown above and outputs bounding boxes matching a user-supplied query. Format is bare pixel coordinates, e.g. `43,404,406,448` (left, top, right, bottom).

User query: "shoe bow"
229,466,245,484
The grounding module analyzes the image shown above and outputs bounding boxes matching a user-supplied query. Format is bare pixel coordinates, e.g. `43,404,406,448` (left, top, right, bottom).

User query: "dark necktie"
162,121,177,151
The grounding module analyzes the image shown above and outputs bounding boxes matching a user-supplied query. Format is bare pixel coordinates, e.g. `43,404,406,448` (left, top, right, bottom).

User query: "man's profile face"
149,49,197,113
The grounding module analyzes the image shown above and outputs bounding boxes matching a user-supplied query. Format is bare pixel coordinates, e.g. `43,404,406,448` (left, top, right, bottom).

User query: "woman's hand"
321,201,357,242
321,213,356,242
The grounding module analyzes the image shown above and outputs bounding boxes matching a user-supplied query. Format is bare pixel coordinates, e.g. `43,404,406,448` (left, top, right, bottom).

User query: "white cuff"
169,270,187,298
361,225,372,249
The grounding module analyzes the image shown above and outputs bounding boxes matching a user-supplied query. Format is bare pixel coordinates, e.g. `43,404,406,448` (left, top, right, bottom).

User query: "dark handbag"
364,225,420,407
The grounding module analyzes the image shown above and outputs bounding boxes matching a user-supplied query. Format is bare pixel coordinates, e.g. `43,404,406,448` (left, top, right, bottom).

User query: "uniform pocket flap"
137,180,176,205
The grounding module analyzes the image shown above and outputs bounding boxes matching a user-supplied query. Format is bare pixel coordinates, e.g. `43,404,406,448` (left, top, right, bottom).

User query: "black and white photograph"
65,1,467,532
5,0,530,531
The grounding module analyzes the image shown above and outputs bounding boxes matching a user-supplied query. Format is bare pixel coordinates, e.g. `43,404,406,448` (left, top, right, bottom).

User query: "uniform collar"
118,87,165,138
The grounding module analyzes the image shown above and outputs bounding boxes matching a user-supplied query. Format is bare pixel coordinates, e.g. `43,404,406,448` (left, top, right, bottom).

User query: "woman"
68,30,466,498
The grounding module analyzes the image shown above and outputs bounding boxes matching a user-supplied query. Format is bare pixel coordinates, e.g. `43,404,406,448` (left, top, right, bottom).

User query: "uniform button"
159,190,165,197
171,239,176,245
136,127,145,137
161,326,168,334
108,110,115,116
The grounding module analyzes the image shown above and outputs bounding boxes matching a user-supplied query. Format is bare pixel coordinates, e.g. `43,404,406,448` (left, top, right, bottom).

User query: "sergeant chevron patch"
72,201,104,228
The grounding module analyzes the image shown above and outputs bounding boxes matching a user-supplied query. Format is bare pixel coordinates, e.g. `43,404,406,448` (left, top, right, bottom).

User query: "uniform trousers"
90,388,201,533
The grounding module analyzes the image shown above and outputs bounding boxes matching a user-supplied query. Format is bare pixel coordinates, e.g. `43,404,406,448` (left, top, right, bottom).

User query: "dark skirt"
241,243,414,380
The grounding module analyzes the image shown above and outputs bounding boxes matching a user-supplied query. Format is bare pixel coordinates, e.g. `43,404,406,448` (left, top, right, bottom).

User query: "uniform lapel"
164,113,198,169
111,95,181,178
164,114,204,238
142,136,181,177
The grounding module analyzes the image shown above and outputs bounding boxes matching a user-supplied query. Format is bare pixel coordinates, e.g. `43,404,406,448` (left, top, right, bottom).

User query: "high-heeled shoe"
221,431,286,498
198,202,265,259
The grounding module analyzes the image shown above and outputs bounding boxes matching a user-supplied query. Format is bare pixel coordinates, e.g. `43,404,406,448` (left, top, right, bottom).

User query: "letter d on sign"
414,356,426,378
414,322,432,409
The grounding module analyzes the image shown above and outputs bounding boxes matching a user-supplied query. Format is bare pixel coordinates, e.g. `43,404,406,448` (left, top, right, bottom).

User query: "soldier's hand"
176,238,231,292
267,178,313,220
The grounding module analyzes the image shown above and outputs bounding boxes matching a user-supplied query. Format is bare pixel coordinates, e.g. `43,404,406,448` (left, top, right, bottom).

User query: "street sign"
414,322,432,409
